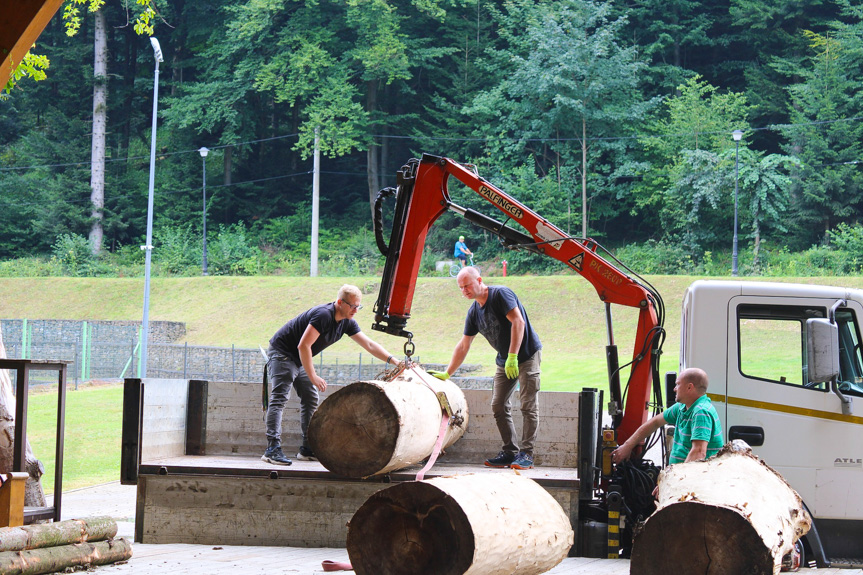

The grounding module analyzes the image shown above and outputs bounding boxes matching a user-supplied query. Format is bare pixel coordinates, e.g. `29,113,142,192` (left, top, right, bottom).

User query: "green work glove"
427,370,450,381
505,353,519,379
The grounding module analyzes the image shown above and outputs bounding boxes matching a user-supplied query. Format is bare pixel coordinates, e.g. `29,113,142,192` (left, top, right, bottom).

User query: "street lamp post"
141,37,163,378
732,129,743,277
198,147,209,276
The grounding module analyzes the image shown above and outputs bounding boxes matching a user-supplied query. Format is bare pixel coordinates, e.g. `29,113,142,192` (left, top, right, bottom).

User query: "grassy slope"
4,275,863,389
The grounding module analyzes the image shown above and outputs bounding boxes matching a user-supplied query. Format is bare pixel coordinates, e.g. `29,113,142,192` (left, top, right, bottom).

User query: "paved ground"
55,481,858,574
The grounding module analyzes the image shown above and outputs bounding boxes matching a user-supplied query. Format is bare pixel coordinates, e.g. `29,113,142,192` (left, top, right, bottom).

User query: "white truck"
681,280,862,567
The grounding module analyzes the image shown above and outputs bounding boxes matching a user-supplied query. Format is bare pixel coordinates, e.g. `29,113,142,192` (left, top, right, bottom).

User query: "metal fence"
0,319,487,387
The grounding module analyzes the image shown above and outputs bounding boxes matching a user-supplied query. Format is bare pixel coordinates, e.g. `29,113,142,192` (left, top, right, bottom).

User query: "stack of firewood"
0,516,131,575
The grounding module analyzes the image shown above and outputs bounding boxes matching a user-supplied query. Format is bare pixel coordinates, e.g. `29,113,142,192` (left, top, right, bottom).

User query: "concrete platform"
58,482,859,575
124,378,583,548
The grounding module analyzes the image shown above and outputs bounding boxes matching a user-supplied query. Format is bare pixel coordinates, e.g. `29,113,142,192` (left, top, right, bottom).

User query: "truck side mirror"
806,318,840,383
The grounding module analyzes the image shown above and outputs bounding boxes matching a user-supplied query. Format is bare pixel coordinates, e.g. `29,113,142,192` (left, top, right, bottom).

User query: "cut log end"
631,502,773,575
347,481,474,575
308,382,399,478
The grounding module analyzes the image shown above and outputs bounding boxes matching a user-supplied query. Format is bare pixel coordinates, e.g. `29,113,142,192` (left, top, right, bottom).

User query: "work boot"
261,446,292,466
510,451,534,470
297,446,318,461
484,450,516,468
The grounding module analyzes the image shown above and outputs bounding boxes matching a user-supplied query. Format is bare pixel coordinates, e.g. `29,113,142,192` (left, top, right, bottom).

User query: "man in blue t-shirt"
429,267,542,470
453,235,472,267
611,367,724,465
262,284,404,466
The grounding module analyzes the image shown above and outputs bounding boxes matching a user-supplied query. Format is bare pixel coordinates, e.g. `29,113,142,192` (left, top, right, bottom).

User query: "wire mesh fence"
0,319,476,387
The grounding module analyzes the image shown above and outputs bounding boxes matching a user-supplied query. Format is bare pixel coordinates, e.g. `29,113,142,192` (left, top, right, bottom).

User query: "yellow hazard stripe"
708,393,863,426
608,525,619,533
608,511,620,519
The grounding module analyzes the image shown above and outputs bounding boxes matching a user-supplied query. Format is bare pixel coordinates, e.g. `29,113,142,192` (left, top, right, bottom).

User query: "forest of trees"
3,0,863,277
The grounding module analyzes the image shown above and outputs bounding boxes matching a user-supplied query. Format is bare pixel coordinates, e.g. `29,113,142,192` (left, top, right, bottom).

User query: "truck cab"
681,280,863,567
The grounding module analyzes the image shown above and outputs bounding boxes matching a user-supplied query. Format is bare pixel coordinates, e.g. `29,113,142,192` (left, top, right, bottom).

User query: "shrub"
51,234,97,276
207,223,263,276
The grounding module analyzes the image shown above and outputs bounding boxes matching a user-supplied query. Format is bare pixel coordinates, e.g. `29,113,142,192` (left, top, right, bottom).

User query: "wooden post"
308,366,468,478
0,473,28,527
347,472,574,575
630,440,811,575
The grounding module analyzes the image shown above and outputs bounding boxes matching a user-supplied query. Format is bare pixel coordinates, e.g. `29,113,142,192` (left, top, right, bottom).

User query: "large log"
308,366,468,478
631,440,811,575
347,472,574,575
0,537,132,575
0,516,118,552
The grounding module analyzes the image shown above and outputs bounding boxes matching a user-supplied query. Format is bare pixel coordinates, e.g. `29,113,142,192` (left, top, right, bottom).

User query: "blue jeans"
264,349,319,450
491,349,541,456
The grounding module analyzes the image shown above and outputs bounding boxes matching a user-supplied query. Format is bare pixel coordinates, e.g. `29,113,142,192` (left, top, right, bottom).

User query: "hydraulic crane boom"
372,154,665,442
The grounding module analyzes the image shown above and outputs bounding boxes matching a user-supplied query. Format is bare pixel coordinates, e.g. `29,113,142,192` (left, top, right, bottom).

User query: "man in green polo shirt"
612,367,724,465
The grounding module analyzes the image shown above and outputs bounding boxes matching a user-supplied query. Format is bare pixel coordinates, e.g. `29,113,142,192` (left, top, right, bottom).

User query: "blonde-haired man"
262,284,403,465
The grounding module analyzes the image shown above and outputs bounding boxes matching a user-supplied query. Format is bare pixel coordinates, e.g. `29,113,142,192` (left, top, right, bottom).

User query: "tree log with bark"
347,472,574,575
630,440,811,575
0,537,132,575
0,516,117,552
0,332,46,509
308,366,468,478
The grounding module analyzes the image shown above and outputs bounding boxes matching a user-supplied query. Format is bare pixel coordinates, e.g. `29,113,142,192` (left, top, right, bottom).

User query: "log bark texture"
0,537,131,575
0,516,118,552
308,366,468,478
347,472,573,575
630,440,811,575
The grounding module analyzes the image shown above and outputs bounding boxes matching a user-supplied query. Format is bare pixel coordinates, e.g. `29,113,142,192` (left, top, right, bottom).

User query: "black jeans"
264,350,319,450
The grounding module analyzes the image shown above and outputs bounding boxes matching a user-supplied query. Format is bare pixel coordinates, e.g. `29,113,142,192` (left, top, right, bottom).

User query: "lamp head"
150,37,164,63
198,147,210,158
732,130,743,142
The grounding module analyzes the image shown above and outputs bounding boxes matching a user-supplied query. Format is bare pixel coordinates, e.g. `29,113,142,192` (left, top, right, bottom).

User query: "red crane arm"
372,155,661,441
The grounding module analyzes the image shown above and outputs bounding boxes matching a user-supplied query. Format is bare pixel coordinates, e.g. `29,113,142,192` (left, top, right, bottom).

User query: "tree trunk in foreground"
631,440,811,575
0,517,118,552
0,537,132,575
347,473,573,575
308,366,468,478
0,331,46,507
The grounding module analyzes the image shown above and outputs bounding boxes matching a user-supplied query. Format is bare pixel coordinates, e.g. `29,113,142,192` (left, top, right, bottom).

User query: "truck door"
725,296,863,555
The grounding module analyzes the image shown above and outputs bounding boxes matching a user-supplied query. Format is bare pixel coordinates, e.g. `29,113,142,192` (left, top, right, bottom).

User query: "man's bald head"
679,367,709,393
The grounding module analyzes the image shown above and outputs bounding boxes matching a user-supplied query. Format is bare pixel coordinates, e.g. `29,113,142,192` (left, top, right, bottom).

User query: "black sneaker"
297,446,318,461
511,451,534,470
485,450,516,468
261,446,292,466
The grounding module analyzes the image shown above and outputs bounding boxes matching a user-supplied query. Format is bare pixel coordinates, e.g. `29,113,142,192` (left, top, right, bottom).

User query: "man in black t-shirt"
429,267,542,470
262,284,404,465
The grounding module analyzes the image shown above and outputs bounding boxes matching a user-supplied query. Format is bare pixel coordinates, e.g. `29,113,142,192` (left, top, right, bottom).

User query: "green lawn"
26,384,123,493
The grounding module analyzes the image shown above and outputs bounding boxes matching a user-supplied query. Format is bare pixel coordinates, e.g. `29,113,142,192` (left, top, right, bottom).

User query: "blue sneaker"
261,446,292,466
485,450,516,468
511,451,534,470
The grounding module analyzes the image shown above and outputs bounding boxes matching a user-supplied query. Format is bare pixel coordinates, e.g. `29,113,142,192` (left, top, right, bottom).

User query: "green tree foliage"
776,28,863,249
4,0,863,276
465,0,656,239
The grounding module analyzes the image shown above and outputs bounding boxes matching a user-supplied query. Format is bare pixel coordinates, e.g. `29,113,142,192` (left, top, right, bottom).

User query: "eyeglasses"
343,301,363,311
